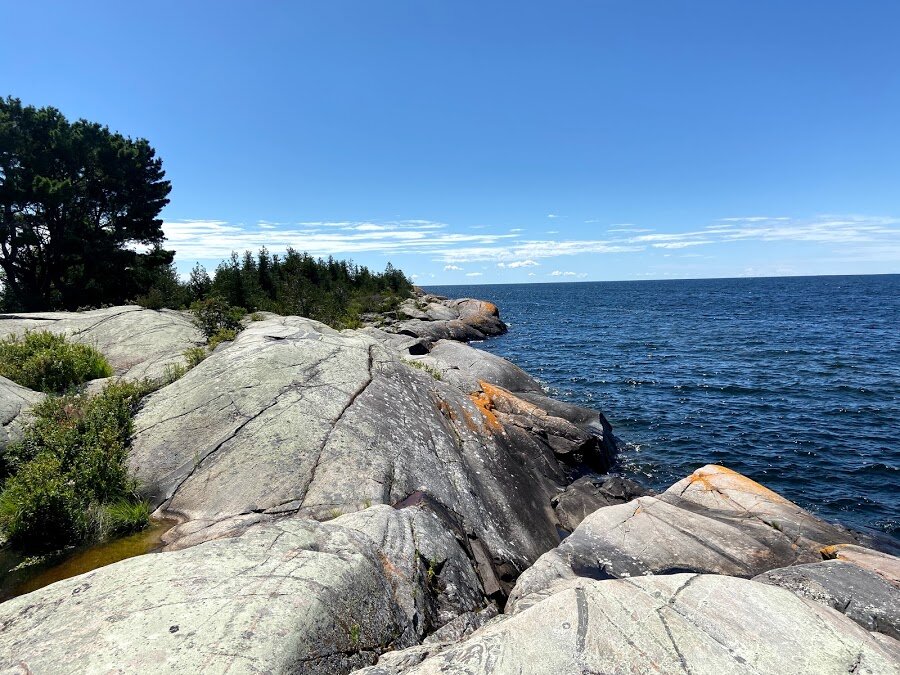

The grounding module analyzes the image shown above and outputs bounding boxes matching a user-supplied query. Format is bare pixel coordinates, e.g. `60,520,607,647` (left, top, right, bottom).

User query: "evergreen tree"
0,97,172,310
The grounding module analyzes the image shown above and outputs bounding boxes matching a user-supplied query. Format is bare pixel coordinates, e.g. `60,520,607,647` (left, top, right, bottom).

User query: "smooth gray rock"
754,560,900,639
0,506,486,674
0,306,203,381
552,474,653,531
358,574,900,675
418,339,543,394
129,316,594,581
821,544,900,587
0,376,43,451
507,465,869,612
335,505,487,629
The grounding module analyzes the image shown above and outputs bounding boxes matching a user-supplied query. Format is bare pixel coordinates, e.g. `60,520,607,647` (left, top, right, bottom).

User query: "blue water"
426,275,900,539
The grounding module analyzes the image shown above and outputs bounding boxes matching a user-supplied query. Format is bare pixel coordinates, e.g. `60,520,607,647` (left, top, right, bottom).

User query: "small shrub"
403,359,442,380
135,287,166,310
0,453,84,548
162,363,187,384
190,296,244,339
207,327,237,351
183,347,208,368
0,331,113,393
0,380,154,551
250,312,265,322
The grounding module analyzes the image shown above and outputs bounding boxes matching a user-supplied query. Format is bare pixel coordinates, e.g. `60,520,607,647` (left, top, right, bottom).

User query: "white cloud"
651,240,715,249
550,270,578,277
547,214,561,219
510,228,524,233
720,216,790,223
163,214,900,273
465,272,483,277
607,226,654,233
162,219,517,261
498,260,539,269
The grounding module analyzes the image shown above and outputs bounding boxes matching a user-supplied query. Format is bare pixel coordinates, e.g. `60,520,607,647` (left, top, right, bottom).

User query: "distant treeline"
140,247,414,328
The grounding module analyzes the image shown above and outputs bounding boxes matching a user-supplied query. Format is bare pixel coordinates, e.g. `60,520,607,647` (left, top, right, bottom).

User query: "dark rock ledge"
0,298,898,674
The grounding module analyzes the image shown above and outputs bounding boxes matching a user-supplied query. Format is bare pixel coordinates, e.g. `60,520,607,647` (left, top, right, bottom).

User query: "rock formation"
0,376,44,452
0,305,203,381
507,464,886,612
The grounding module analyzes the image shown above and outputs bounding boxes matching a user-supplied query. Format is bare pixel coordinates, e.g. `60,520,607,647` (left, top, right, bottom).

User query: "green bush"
0,380,153,551
207,327,237,351
134,287,166,310
0,331,113,393
190,296,244,339
183,346,208,368
0,452,85,547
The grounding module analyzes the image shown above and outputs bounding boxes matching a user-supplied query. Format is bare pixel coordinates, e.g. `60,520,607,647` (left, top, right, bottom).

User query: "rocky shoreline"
0,296,898,673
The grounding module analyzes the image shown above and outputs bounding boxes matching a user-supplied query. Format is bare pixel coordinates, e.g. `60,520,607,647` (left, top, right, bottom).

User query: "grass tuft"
403,359,442,380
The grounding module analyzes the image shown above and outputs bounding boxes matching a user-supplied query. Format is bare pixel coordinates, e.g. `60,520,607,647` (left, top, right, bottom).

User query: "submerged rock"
0,306,203,381
358,574,899,674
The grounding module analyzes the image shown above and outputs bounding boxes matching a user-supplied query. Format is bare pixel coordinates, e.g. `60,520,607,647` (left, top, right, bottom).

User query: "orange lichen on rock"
468,387,503,432
678,464,792,505
820,544,900,587
478,381,543,418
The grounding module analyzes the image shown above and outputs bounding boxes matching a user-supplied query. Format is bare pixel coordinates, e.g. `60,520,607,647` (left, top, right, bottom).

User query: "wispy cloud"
162,219,516,261
163,214,900,271
720,216,790,223
498,260,539,269
465,272,483,277
607,226,654,234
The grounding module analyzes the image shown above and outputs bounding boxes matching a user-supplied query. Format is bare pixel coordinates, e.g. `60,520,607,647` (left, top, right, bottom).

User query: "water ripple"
428,275,900,540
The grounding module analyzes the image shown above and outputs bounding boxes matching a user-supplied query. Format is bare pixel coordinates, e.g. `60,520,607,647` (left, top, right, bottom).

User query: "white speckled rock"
129,316,601,583
358,574,900,675
0,505,486,674
507,465,873,612
754,559,900,639
0,306,203,381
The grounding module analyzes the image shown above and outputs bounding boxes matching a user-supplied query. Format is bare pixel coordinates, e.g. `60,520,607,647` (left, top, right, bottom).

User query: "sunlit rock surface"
0,306,203,381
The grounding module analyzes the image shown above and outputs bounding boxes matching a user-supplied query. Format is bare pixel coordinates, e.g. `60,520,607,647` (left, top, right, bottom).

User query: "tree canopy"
0,97,172,311
197,248,414,328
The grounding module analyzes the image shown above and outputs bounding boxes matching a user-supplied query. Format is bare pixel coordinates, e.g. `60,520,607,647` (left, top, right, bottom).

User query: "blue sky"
2,2,899,284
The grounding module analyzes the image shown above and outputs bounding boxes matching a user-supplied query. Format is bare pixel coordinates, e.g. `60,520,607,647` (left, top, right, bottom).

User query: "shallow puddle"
0,518,176,602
